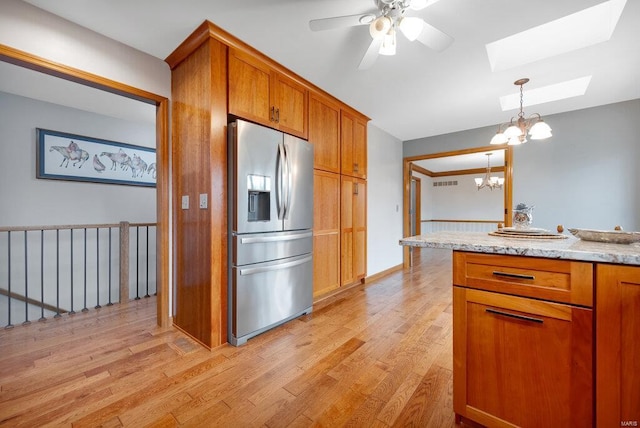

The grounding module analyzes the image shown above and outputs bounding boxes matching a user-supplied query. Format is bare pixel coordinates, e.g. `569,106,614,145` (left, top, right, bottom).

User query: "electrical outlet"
181,195,189,210
199,193,208,209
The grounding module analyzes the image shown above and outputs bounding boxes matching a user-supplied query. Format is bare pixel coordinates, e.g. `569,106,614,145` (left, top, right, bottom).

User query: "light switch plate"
199,193,208,209
181,195,189,210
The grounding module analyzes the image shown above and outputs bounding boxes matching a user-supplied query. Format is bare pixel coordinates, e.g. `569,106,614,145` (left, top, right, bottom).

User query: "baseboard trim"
312,263,404,305
364,263,403,284
313,280,364,304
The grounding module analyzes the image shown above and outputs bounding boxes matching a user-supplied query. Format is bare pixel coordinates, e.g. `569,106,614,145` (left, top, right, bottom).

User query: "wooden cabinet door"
313,170,340,297
341,109,367,178
228,48,272,126
596,264,640,427
340,176,366,286
353,116,367,178
353,178,366,281
309,93,340,172
272,72,308,139
453,286,592,427
341,110,355,177
340,176,355,286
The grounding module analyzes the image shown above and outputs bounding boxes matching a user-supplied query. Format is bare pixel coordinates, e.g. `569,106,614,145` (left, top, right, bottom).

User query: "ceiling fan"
309,0,454,70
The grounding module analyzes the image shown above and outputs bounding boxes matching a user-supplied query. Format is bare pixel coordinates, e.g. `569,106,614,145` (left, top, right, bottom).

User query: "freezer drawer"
233,230,312,266
230,253,313,345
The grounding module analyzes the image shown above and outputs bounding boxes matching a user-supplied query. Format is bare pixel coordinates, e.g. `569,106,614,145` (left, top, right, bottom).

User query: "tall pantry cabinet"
167,20,369,346
309,95,368,296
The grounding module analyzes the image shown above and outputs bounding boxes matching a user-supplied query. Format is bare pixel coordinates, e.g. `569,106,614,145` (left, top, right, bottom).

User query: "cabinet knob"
354,162,359,173
354,182,359,195
270,106,275,122
275,108,280,123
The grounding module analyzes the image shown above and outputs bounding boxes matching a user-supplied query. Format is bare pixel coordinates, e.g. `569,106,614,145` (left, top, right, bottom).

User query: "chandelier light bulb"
529,120,553,139
490,132,508,145
508,136,526,145
503,124,522,138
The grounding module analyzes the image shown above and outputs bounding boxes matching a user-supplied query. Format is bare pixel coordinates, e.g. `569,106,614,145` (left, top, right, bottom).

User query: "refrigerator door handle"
239,232,312,244
276,143,285,220
239,255,312,276
284,143,293,219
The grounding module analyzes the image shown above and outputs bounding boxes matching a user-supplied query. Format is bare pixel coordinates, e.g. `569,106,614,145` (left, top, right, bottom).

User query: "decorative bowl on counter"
568,228,640,244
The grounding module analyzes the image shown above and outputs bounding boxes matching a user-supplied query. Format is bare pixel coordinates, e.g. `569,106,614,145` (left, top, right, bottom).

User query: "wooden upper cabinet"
272,72,308,139
228,48,271,125
309,92,341,172
341,109,367,178
228,47,308,139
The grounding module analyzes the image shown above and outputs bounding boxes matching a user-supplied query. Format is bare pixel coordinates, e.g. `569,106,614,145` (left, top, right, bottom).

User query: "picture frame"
36,128,156,187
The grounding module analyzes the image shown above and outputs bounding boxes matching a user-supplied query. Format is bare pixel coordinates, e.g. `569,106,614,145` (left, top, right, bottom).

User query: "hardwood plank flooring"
0,248,457,427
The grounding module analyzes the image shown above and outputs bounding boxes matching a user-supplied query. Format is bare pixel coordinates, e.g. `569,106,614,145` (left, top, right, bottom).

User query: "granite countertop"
399,231,640,266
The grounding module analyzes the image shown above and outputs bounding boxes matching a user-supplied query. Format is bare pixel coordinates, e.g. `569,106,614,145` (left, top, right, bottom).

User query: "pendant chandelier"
490,78,553,146
475,153,504,191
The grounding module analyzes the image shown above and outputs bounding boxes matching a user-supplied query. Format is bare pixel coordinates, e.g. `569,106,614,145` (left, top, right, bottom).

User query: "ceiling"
0,61,157,124
12,0,640,143
414,149,504,174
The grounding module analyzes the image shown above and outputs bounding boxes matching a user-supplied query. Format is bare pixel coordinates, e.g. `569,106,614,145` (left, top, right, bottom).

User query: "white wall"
367,124,404,276
0,92,156,226
0,0,170,98
404,100,640,232
426,173,503,220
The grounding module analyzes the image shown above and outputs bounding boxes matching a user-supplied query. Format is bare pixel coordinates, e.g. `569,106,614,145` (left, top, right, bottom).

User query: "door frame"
402,145,513,268
0,44,171,327
410,176,422,236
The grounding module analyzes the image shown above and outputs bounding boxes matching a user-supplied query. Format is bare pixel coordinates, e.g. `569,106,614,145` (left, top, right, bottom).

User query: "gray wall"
404,99,640,231
0,91,156,227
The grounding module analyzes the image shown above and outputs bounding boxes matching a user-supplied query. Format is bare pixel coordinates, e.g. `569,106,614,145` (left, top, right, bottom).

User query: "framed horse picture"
36,129,156,187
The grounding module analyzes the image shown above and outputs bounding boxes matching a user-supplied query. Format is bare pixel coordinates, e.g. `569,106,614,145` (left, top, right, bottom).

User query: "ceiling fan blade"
309,13,373,32
416,21,453,52
358,37,383,70
409,0,442,11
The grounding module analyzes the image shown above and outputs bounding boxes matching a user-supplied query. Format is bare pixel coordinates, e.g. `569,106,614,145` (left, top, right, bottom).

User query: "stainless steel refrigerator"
228,119,314,346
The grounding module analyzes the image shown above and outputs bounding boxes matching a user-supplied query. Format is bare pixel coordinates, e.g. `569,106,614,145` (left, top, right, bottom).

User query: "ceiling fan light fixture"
379,27,397,55
369,16,392,39
399,16,424,41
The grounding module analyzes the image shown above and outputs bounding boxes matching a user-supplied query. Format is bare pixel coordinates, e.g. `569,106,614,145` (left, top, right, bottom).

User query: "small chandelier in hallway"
475,153,504,190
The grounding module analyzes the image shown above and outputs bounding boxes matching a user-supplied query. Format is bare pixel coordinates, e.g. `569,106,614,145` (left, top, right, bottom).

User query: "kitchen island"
400,231,640,428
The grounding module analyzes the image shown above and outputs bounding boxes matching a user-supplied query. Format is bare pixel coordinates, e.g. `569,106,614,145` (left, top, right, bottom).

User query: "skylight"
499,76,593,111
486,0,627,72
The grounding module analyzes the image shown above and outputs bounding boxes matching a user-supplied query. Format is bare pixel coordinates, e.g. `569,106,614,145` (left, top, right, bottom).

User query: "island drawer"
453,251,593,307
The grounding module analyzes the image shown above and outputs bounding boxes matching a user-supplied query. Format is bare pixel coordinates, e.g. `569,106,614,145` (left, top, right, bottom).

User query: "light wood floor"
0,248,456,427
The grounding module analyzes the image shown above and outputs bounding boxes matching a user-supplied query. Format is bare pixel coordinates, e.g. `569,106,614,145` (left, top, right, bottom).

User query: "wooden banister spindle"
119,221,129,302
